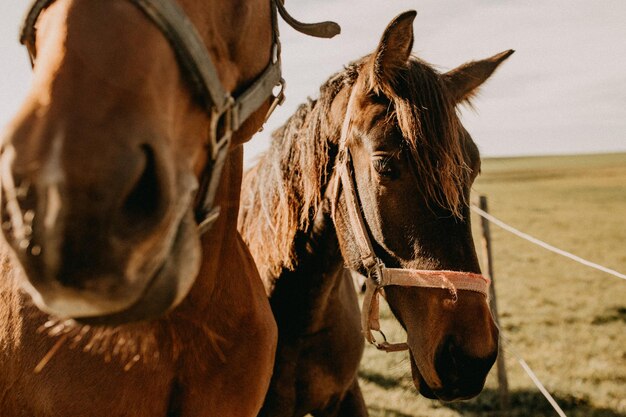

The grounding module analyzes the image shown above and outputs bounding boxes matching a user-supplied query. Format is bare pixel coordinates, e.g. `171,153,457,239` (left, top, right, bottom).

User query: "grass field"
356,152,626,417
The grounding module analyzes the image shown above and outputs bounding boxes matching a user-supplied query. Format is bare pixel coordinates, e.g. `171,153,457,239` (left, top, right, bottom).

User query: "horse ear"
369,10,417,91
443,49,515,104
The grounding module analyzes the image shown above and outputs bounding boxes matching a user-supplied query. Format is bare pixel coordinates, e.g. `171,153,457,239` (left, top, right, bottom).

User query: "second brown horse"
240,11,513,417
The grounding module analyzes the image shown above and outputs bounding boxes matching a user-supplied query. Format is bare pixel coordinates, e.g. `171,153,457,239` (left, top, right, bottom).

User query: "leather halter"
20,0,340,234
331,85,491,352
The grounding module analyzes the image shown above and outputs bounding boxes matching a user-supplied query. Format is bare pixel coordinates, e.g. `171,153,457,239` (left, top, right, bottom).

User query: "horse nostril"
434,335,497,399
436,336,461,383
120,145,164,231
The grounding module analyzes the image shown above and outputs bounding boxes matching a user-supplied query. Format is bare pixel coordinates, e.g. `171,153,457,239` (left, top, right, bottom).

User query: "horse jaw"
72,210,202,325
409,350,439,400
13,208,201,325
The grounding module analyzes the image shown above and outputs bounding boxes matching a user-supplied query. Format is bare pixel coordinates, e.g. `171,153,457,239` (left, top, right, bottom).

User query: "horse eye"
372,158,399,179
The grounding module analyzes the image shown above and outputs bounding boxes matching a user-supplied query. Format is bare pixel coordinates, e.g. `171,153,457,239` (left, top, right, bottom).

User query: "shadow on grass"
359,369,404,390
442,388,626,417
359,373,626,417
592,307,626,325
367,405,413,417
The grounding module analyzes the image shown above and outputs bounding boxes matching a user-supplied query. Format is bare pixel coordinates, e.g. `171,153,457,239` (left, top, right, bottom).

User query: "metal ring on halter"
366,258,385,285
371,329,388,349
209,97,235,159
262,78,286,127
195,103,234,234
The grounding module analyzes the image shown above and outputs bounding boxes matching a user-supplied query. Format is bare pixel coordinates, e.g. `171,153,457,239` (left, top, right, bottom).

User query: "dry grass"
357,152,626,417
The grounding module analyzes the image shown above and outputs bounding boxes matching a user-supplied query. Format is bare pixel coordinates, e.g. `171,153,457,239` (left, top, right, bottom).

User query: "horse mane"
383,57,470,217
239,56,469,284
239,64,358,283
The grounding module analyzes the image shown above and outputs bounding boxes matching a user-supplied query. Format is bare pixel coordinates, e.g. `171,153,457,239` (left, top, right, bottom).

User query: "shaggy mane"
239,56,470,284
384,57,470,216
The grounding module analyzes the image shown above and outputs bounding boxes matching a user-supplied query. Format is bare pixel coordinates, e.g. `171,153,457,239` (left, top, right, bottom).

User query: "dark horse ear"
443,49,515,104
369,10,417,92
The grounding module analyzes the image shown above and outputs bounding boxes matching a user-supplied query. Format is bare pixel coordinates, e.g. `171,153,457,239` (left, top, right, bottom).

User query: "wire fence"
471,205,626,281
470,201,625,417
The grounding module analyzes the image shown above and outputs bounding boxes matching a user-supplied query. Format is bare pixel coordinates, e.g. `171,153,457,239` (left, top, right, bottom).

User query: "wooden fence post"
478,195,510,415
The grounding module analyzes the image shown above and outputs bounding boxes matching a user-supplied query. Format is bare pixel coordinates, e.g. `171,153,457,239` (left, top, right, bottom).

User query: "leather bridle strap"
19,0,339,234
274,0,340,39
21,0,268,118
335,152,380,272
332,86,491,352
20,0,339,127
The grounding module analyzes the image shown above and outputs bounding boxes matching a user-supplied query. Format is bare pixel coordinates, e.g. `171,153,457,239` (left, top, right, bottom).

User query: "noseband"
20,0,339,234
331,86,491,352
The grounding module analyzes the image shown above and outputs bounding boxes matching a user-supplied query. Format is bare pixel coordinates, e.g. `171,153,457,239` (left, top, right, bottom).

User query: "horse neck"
291,201,344,281
177,146,246,311
270,202,347,332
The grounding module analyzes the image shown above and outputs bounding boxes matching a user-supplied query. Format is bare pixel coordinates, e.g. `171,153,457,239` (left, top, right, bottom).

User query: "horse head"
0,0,275,324
331,11,513,401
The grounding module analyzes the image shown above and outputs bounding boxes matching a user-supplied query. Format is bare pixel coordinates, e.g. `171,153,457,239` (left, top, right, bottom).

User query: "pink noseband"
361,267,490,352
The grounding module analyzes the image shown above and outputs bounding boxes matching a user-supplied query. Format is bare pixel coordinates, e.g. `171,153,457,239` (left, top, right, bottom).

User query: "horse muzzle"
409,331,498,401
0,139,202,324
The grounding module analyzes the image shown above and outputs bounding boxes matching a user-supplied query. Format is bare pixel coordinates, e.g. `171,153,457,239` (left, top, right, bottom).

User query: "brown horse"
0,0,335,415
240,11,513,415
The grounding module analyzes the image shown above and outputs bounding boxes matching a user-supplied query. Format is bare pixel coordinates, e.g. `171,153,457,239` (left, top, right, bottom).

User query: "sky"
1,1,625,167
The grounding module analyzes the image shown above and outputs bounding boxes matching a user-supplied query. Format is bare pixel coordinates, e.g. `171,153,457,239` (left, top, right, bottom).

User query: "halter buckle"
209,96,236,160
260,78,286,130
196,99,235,234
366,258,385,285
371,329,388,349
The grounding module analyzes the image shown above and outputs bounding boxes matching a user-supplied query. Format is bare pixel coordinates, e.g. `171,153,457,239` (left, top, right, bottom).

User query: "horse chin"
409,347,484,402
72,210,202,326
17,210,201,326
409,351,439,400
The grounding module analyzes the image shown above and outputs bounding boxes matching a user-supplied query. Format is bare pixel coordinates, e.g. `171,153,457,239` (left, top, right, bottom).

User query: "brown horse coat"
241,11,514,414
0,153,275,417
0,1,277,415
